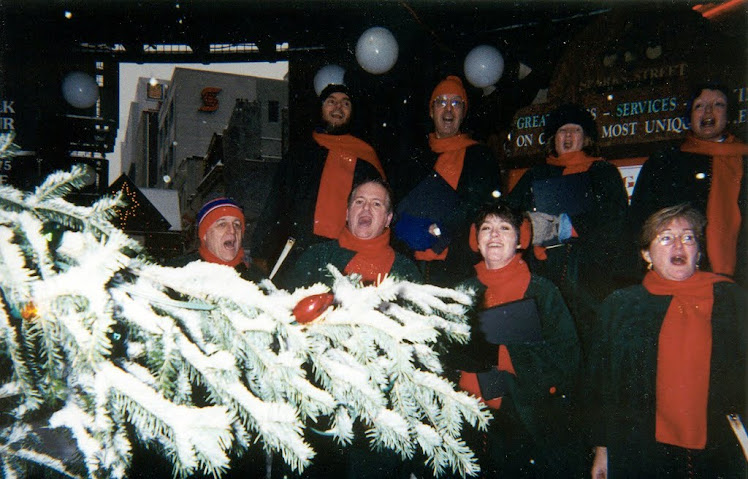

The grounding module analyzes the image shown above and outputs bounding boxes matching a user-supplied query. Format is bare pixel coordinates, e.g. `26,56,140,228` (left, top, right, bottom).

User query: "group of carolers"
160,77,746,479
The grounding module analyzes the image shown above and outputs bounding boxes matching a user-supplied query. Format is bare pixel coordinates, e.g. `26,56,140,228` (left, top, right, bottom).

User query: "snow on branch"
0,167,489,478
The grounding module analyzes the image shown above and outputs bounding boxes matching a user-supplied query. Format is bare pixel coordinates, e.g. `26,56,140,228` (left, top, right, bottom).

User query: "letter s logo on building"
199,87,222,112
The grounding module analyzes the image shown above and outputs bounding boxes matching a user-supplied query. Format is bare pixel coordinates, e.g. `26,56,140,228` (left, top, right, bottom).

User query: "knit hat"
544,104,597,142
430,75,468,112
197,197,245,240
320,83,352,103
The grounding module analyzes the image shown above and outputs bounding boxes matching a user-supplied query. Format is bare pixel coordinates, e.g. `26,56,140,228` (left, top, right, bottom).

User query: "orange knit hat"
430,75,468,112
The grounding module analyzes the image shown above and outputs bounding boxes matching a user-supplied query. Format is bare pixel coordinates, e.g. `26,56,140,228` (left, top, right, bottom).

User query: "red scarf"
312,132,385,239
533,151,597,260
680,133,748,276
199,245,246,268
338,227,396,284
459,255,530,409
415,133,478,261
643,270,732,449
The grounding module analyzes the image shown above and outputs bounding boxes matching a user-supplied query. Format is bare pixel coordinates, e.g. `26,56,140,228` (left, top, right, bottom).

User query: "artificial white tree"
0,161,491,479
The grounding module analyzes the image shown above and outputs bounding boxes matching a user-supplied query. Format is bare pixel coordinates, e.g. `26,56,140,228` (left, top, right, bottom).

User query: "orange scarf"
643,270,731,449
459,255,530,409
680,133,748,276
415,133,477,261
312,131,385,239
199,245,246,268
533,151,598,260
546,150,599,175
338,227,395,284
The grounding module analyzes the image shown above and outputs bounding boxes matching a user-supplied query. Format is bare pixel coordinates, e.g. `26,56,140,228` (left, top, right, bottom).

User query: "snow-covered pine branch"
0,167,490,478
291,267,492,477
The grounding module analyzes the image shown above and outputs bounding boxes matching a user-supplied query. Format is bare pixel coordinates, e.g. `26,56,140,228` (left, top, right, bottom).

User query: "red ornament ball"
293,293,335,324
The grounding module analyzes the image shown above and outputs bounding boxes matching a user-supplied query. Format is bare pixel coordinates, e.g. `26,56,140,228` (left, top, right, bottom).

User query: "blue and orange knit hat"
197,197,245,239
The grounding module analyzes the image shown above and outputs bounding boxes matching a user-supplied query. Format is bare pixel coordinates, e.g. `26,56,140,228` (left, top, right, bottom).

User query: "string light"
115,182,142,227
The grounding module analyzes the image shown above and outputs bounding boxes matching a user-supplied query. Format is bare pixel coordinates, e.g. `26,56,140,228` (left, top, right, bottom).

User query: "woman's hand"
591,446,607,479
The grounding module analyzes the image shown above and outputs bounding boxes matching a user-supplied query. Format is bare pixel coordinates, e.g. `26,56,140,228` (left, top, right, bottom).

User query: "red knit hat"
197,197,245,240
430,75,468,112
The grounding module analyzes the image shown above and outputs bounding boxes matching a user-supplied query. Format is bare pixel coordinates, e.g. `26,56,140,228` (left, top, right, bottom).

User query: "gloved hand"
558,213,573,242
528,212,573,246
394,213,437,251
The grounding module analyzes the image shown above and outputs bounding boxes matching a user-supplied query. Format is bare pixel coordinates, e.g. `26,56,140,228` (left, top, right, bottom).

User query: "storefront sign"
510,80,692,158
508,9,745,161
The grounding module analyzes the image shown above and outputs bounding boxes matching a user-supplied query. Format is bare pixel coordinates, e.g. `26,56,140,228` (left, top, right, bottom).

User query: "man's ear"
385,212,393,228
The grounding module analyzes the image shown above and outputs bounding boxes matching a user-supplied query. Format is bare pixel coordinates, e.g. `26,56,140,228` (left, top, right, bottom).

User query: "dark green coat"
505,160,629,355
629,146,748,285
454,275,582,456
279,239,421,290
588,282,747,477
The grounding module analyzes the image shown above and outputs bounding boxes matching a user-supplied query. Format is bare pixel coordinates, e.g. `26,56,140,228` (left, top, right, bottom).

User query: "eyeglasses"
433,97,464,109
656,232,697,246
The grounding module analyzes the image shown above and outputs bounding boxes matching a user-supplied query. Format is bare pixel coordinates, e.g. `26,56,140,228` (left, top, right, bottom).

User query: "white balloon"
355,26,398,75
313,65,346,96
62,71,99,109
463,45,504,88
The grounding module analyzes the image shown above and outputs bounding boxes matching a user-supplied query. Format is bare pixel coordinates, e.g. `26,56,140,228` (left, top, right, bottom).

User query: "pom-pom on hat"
319,83,352,103
197,197,245,240
544,104,597,142
430,75,468,112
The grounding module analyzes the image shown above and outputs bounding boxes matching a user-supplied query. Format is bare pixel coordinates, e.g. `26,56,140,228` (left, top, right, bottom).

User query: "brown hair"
639,203,706,250
473,202,523,241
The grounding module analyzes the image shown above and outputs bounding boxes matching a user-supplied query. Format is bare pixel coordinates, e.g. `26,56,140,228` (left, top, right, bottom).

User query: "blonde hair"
639,204,706,250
